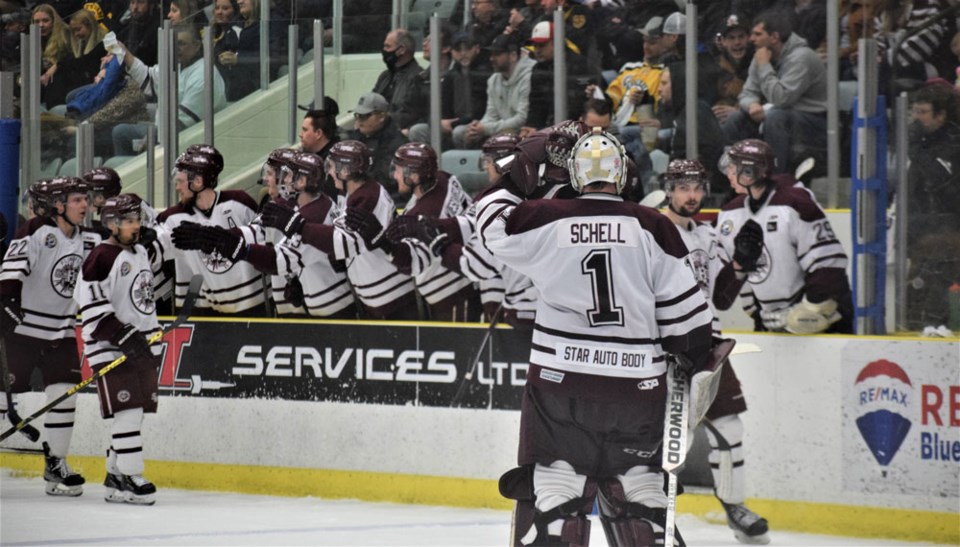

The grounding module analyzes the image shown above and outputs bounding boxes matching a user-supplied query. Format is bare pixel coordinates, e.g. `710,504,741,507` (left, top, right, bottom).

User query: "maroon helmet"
392,142,438,186
728,139,774,183
100,193,142,226
82,167,122,198
326,140,372,181
662,158,708,194
266,148,299,169
290,151,325,194
481,133,520,165
41,176,88,207
185,144,224,176
175,151,220,188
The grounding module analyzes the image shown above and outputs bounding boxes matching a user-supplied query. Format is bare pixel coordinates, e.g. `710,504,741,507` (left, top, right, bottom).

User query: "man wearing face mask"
372,28,426,133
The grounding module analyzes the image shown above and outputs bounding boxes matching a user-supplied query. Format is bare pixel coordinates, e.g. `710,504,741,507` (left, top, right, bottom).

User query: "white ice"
0,471,939,546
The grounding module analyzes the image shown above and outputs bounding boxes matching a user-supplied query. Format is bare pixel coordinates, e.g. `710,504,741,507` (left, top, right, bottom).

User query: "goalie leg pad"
501,462,596,546
597,477,665,546
704,415,746,503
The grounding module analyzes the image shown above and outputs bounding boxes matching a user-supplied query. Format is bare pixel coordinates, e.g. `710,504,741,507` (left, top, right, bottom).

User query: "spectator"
535,0,592,59
720,9,827,174
1,8,30,72
347,92,408,200
522,20,599,134
503,0,539,44
452,34,535,148
33,4,71,106
117,0,161,66
406,25,454,144
580,97,612,132
469,0,508,50
298,105,340,199
211,0,240,49
904,83,960,329
167,0,209,31
216,0,263,101
372,28,425,133
112,23,226,156
39,8,109,108
711,14,754,124
875,0,953,89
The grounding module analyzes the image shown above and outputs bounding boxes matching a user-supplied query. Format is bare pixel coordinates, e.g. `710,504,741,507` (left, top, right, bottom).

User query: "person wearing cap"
720,9,827,175
409,30,490,148
347,92,408,200
407,24,454,145
521,19,598,135
711,14,754,124
535,0,591,59
372,28,425,132
453,34,535,149
468,0,508,51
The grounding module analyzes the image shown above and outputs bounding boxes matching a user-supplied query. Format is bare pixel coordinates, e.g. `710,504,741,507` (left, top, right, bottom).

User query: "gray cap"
352,92,389,115
663,12,686,35
640,16,664,38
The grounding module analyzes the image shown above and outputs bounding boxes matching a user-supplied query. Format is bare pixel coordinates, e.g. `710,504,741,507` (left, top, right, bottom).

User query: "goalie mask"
568,127,627,194
663,158,708,217
326,140,373,186
728,139,774,188
100,193,143,246
392,142,438,192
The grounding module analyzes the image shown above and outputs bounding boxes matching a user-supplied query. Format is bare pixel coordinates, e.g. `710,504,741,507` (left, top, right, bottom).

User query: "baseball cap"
452,31,478,48
663,12,686,35
484,34,519,54
720,14,748,36
529,21,553,44
352,92,389,115
640,16,665,38
297,95,341,115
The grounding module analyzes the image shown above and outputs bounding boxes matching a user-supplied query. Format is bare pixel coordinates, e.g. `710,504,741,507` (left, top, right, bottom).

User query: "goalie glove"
260,202,306,238
784,297,841,334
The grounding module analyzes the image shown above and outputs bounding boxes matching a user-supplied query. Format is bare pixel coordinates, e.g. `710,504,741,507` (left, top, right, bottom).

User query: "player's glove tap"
172,221,247,262
733,219,764,272
344,208,387,251
260,202,306,238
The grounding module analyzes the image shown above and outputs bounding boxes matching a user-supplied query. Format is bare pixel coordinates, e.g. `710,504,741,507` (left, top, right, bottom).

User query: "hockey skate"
43,445,85,497
722,502,770,545
104,474,156,506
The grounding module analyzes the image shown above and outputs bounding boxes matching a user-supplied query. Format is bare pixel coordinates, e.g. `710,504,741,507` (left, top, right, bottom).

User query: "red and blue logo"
854,359,913,466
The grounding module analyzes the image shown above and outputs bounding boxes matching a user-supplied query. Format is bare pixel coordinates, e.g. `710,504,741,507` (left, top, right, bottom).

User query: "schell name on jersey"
558,218,639,247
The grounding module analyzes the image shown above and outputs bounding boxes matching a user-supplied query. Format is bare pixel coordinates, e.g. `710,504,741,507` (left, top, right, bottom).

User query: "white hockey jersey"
0,218,100,341
674,219,723,337
155,191,265,313
485,193,713,379
715,184,849,316
75,242,161,368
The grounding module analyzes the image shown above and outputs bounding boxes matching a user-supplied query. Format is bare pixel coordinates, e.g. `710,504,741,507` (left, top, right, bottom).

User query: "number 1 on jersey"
581,249,624,327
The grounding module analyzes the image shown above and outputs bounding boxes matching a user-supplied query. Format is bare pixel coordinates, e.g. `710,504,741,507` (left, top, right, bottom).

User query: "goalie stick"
450,303,503,408
0,275,203,443
662,339,738,547
0,337,40,441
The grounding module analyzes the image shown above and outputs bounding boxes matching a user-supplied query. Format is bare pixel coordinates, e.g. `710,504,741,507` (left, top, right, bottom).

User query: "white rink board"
4,334,957,516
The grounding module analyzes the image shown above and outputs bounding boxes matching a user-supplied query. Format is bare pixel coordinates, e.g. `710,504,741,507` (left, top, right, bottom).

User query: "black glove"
283,277,305,308
0,295,23,335
261,202,305,238
138,226,158,248
384,215,420,245
412,217,450,257
111,324,151,359
733,219,764,272
345,208,385,250
173,222,247,262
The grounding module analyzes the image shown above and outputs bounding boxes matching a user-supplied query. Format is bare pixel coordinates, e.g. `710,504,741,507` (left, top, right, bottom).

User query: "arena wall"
1,320,956,544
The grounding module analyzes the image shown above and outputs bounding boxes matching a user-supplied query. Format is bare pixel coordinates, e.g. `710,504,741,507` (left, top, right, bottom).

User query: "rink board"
1,320,957,544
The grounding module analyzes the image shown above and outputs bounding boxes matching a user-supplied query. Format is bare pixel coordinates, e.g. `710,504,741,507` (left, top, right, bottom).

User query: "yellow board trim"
2,454,956,544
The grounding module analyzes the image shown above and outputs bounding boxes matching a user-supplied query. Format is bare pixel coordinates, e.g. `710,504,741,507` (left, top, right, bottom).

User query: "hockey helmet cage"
392,142,438,186
185,143,224,176
327,140,372,181
480,133,520,170
663,158,709,194
100,193,142,227
568,127,627,194
82,167,122,198
290,151,325,195
728,139,774,182
175,151,220,188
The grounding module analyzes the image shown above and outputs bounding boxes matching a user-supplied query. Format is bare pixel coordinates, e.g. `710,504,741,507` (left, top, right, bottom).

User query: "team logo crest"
719,219,734,236
120,262,131,276
44,234,57,248
853,359,913,467
684,248,711,297
130,270,156,315
117,390,131,403
200,249,236,273
50,254,82,297
746,245,771,284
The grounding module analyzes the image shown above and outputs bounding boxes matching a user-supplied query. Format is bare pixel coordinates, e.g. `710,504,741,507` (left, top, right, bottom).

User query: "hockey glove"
138,226,158,248
384,215,420,245
784,297,841,334
344,208,385,251
111,324,151,360
172,222,247,262
0,295,23,335
415,219,450,258
260,202,305,238
733,219,764,272
283,277,305,308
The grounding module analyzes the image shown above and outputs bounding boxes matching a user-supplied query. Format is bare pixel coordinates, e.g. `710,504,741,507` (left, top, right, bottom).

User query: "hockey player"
662,159,770,544
257,140,418,320
714,139,852,334
0,176,100,496
480,133,521,184
348,143,479,322
158,147,267,316
75,194,160,505
171,152,357,319
485,128,715,546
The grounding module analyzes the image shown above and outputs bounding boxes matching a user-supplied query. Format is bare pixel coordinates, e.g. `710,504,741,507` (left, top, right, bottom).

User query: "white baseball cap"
663,12,686,35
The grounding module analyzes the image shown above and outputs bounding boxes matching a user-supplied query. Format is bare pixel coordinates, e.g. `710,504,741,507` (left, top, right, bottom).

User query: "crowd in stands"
2,0,959,329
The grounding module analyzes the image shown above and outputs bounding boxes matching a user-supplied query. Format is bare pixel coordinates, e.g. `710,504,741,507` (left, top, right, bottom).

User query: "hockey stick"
0,275,203,443
450,303,503,408
0,337,40,441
